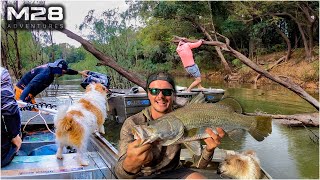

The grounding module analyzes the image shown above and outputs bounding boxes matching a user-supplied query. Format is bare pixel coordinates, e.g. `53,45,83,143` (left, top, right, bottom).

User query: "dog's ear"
234,157,246,167
94,83,107,94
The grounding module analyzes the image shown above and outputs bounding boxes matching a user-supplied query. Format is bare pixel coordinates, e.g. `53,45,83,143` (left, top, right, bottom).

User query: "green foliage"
270,44,286,52
134,59,172,74
231,58,243,68
1,29,47,76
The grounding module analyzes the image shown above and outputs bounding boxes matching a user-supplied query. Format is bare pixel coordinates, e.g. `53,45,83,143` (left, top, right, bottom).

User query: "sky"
47,1,129,47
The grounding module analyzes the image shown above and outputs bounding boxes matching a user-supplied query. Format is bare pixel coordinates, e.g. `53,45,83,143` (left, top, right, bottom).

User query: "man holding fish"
114,72,226,179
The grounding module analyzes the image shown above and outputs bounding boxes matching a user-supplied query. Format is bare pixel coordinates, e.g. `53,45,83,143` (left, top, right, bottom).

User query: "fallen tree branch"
244,112,319,127
254,56,286,83
56,28,146,88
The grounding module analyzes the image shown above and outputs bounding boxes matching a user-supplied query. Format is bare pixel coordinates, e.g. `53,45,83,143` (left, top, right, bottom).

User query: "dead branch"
254,56,286,83
245,112,319,127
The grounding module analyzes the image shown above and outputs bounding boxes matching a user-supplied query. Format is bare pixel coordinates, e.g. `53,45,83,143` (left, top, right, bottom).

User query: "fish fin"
188,93,206,104
216,97,243,113
183,141,202,156
227,129,246,141
249,116,272,141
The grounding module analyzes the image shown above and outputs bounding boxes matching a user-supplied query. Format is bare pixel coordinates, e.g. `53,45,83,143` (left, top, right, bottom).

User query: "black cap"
48,59,68,70
146,72,176,92
57,59,68,70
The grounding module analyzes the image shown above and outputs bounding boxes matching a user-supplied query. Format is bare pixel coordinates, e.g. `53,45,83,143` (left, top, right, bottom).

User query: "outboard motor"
80,71,111,95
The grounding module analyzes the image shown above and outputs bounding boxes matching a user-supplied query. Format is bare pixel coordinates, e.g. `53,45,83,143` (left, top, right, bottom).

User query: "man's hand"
122,138,153,174
11,134,22,152
204,127,225,152
79,70,89,77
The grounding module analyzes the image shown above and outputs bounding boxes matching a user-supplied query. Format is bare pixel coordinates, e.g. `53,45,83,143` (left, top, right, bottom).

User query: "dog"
54,83,107,166
218,150,262,179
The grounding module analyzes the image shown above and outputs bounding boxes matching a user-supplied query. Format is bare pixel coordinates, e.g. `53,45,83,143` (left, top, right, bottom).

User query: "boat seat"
1,152,111,179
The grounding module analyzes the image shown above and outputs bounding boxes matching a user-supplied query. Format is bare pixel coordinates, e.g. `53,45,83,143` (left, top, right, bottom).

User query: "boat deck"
1,152,110,179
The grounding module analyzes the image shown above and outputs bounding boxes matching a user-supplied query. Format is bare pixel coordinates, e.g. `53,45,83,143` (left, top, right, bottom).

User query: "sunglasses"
148,88,174,96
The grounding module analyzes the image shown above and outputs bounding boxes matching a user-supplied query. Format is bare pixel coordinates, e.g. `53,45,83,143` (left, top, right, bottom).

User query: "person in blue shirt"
14,59,88,104
1,67,22,167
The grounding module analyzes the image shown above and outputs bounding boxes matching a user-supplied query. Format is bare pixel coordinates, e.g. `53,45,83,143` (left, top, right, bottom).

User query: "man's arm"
188,39,203,49
65,69,89,76
193,128,225,168
114,118,153,178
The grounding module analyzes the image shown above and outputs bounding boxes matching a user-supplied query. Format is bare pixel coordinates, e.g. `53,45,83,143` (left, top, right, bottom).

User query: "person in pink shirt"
176,38,205,92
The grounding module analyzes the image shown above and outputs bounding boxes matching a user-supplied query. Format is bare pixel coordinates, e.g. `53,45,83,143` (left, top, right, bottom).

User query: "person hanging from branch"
176,37,205,92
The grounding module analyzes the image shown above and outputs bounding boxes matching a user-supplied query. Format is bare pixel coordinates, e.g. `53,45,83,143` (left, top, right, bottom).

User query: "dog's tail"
54,105,73,132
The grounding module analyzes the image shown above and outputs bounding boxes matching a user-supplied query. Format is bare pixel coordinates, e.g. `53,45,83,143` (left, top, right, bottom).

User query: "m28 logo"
5,5,65,30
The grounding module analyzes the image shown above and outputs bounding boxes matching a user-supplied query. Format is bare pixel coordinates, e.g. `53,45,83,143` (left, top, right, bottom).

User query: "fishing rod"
17,101,58,114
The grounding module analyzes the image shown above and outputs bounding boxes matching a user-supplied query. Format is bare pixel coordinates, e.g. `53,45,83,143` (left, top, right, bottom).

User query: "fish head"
132,117,185,146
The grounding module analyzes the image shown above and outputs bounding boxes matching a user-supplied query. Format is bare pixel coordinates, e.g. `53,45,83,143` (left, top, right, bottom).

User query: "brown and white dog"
54,83,107,166
218,150,262,179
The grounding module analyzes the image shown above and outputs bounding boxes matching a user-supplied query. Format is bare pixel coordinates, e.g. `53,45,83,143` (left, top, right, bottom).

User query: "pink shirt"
176,40,202,67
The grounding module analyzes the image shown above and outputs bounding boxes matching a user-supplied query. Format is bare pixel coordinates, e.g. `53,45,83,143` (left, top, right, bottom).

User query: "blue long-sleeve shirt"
16,64,78,102
1,67,21,138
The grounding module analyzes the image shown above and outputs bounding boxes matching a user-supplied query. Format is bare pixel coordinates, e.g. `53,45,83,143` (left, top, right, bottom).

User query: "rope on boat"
22,110,56,135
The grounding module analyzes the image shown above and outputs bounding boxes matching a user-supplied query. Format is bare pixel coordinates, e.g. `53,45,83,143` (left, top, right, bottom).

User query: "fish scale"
171,103,254,130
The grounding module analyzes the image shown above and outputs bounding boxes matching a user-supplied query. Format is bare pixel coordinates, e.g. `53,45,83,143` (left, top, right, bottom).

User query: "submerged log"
245,112,319,127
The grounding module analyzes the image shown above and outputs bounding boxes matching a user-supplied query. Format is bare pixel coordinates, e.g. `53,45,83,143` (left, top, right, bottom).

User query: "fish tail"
248,116,272,141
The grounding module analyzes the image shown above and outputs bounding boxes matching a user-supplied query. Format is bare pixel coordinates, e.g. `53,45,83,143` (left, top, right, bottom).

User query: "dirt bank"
186,49,319,93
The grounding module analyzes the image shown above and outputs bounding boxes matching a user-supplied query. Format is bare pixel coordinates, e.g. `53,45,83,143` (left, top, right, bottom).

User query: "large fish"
132,93,272,155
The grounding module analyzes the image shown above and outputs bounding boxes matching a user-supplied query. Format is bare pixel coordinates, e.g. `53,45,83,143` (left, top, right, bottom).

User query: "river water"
45,77,318,179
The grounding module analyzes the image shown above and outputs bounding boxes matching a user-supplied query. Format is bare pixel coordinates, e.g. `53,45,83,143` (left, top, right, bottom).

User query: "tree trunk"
13,29,22,79
57,28,146,88
207,2,232,74
245,112,319,127
1,43,8,69
184,17,232,74
254,56,286,84
297,23,312,59
273,11,314,60
13,1,22,79
274,25,291,61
